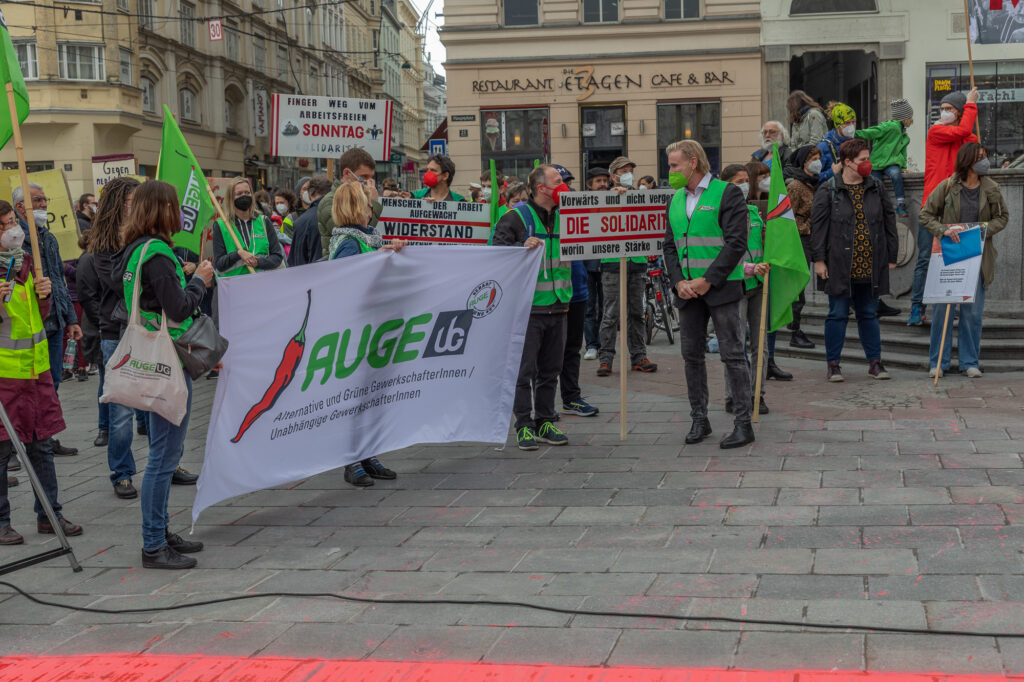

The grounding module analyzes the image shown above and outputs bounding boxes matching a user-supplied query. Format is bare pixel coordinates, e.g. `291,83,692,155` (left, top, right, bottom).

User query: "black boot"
685,419,712,445
766,359,793,381
142,544,197,569
720,423,755,449
789,329,815,349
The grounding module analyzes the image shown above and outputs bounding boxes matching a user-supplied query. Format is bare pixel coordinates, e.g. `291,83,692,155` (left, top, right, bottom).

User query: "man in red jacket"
907,88,979,326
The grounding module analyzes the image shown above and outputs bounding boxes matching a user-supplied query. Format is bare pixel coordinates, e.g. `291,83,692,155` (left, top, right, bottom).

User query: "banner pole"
203,178,256,274
934,304,952,387
6,83,41,280
962,0,982,139
326,159,335,182
753,271,770,423
619,260,627,441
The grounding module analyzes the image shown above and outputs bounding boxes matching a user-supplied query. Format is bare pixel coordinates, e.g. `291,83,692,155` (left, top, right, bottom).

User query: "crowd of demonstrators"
787,90,829,147
908,88,980,326
921,143,1007,378
286,175,332,267
855,98,914,218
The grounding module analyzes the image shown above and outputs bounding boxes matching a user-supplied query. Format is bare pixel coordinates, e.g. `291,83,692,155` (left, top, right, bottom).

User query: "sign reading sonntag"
270,94,393,161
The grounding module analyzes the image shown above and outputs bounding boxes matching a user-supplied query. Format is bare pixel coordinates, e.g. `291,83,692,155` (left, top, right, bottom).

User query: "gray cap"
940,91,967,113
294,177,311,197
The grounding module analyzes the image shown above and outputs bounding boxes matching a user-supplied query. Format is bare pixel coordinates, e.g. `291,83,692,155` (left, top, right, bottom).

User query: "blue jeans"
929,282,986,371
0,438,63,525
825,283,881,363
46,330,64,393
911,223,934,306
141,372,192,551
871,165,905,202
101,339,139,484
98,355,109,431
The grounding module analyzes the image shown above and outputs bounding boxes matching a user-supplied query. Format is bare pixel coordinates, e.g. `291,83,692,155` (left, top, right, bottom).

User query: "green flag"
157,105,216,255
0,10,30,152
764,142,810,332
489,159,499,228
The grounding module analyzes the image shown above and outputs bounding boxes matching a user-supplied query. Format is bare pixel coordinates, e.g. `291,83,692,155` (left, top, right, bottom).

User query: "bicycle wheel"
645,302,655,345
658,299,674,345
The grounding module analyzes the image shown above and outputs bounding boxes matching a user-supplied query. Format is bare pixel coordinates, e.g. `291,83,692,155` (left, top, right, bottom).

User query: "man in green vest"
662,140,755,449
492,164,572,451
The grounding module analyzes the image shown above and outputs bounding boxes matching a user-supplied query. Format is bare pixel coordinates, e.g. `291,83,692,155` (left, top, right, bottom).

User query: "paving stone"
739,471,821,488
642,506,728,525
608,629,739,667
609,549,711,573
468,507,561,526
370,625,503,662
690,488,777,506
540,572,656,596
909,504,1007,526
926,601,1024,634
707,457,786,472
861,526,959,549
576,525,673,548
390,506,485,526
735,632,864,670
776,488,860,506
904,469,992,486
147,622,292,656
756,575,866,599
709,549,814,574
609,489,696,506
487,526,585,547
859,455,942,470
725,506,816,526
667,527,765,549
439,573,553,596
528,489,616,507
822,471,902,488
818,506,909,526
46,623,185,655
941,453,1023,468
764,527,862,549
402,527,498,547
814,549,918,575
259,622,395,658
950,486,1024,503
571,595,692,629
917,547,1024,574
861,487,952,505
485,626,620,665
866,633,1003,672
515,548,620,572
867,575,982,601
647,574,759,598
805,599,927,629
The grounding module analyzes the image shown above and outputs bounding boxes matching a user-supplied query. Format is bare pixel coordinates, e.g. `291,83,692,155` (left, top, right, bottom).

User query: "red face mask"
549,182,570,205
422,170,439,188
856,160,873,178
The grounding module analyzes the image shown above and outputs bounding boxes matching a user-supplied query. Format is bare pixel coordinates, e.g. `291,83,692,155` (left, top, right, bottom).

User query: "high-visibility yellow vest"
0,268,49,379
514,204,572,306
668,178,745,281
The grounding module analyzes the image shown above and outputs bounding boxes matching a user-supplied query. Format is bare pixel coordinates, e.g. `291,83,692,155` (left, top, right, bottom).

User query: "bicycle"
643,257,675,345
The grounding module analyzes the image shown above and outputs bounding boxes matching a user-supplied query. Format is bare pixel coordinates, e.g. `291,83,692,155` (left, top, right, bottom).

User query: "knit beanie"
889,98,914,121
941,91,967,113
829,103,856,128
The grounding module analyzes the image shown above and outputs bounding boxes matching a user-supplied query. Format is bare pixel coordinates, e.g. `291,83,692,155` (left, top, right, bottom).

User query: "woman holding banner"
212,177,285,278
921,143,1008,378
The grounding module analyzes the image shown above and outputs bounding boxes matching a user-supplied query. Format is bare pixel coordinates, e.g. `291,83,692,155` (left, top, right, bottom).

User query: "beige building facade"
442,0,761,187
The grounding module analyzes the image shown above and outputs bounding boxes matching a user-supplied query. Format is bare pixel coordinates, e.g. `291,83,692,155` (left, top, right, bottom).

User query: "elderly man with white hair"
751,120,791,170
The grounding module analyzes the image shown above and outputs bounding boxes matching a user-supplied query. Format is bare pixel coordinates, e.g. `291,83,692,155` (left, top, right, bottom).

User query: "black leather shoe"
720,424,756,449
766,359,793,381
685,420,712,445
789,330,815,349
52,439,78,456
166,531,203,554
6,475,17,487
114,479,138,499
361,457,397,480
877,300,901,317
724,398,734,414
758,397,770,415
171,467,199,485
94,430,109,447
142,544,197,569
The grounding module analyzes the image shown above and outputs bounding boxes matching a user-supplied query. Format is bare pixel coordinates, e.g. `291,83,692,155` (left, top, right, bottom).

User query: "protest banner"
557,190,672,261
968,0,1024,44
378,197,491,245
193,246,541,522
270,94,393,161
922,223,986,305
91,154,137,192
8,168,80,260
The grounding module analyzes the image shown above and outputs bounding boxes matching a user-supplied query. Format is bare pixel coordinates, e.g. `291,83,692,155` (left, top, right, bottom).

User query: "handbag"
173,312,229,380
99,241,189,426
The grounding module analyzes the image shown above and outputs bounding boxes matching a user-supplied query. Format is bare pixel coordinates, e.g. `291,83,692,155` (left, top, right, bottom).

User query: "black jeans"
0,438,63,526
790,235,812,329
560,300,586,405
583,270,603,349
678,298,752,426
514,313,567,430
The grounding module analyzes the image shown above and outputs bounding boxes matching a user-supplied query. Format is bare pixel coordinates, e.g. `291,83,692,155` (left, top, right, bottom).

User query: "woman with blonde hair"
212,176,284,277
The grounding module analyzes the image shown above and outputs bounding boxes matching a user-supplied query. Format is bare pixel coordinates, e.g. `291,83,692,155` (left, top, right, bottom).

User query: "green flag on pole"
489,159,499,228
764,142,810,332
0,10,30,152
157,105,216,255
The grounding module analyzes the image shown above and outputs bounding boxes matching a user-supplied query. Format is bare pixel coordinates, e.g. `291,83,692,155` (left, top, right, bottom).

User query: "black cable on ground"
1,580,1020,638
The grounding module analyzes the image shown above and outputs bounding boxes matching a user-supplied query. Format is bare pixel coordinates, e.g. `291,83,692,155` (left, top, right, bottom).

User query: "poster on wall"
968,0,1024,44
270,94,393,161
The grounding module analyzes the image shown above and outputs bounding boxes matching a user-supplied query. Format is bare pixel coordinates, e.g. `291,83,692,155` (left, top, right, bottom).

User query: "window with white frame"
179,2,196,47
253,36,266,69
14,42,38,80
119,48,132,84
503,0,538,26
277,46,288,80
58,43,105,81
583,0,618,22
116,0,130,11
665,0,700,19
179,88,197,121
225,24,239,61
138,0,155,28
141,76,156,112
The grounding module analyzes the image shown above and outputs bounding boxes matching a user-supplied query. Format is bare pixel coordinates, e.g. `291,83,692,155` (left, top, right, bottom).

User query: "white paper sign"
378,198,491,245
270,94,393,160
91,154,136,191
558,190,672,261
922,223,985,304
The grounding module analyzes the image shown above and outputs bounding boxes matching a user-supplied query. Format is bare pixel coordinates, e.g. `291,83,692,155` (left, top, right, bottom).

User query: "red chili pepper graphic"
487,287,496,308
110,349,132,370
230,290,312,443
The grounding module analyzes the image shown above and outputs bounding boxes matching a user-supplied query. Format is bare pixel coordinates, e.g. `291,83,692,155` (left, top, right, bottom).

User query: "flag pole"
753,270,769,424
962,0,982,139
6,82,41,280
934,304,952,387
202,177,256,274
619,259,628,441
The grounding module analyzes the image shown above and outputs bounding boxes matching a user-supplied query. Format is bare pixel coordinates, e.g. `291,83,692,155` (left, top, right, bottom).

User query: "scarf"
0,248,24,278
329,226,383,257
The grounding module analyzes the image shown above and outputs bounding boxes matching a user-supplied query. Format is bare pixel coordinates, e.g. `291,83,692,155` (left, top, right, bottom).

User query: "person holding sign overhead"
921,143,1007,378
662,140,754,449
212,177,285,277
413,155,466,203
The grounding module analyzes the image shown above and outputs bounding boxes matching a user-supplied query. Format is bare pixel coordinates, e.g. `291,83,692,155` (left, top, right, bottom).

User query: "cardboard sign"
378,197,491,245
9,169,81,260
922,223,986,304
91,154,137,192
557,190,672,261
270,94,393,161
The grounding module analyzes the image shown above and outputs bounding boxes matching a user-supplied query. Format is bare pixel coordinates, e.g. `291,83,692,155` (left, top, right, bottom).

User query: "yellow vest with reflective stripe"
0,270,50,379
743,204,765,291
668,179,745,281
515,204,572,306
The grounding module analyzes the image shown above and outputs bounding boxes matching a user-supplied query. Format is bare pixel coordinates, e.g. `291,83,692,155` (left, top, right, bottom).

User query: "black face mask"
234,195,253,212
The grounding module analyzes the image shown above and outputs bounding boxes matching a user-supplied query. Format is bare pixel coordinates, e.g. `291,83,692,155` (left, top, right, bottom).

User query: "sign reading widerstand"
558,190,672,261
270,94,393,160
378,197,491,245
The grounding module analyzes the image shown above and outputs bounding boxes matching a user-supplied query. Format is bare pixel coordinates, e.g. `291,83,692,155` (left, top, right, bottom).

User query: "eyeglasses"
30,195,49,204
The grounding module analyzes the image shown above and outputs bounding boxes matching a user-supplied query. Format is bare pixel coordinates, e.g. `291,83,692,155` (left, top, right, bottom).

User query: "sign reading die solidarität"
270,94,393,161
378,197,492,245
557,190,672,260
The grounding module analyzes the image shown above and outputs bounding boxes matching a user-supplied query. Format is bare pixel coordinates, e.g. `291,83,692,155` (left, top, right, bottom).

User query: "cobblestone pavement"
2,339,1024,674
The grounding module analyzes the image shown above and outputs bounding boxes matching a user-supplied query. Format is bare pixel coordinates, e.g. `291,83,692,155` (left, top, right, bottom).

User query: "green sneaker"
517,426,539,451
536,421,569,446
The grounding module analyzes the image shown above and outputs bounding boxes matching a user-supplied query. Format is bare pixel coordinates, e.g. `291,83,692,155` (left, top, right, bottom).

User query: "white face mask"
736,182,750,197
275,202,288,215
841,124,856,138
939,110,956,124
807,159,823,175
0,224,25,250
32,209,48,228
759,177,772,193
301,190,312,204
618,172,634,188
482,187,492,200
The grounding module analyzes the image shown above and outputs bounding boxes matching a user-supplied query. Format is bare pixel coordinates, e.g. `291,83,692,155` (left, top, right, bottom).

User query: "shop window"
927,61,1024,168
791,0,876,14
665,0,699,19
481,107,549,182
584,0,618,23
504,0,538,26
656,102,722,181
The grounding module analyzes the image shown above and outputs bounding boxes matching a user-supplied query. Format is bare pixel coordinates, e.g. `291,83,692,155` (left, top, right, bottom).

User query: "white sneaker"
928,367,943,378
965,367,983,378
583,348,598,361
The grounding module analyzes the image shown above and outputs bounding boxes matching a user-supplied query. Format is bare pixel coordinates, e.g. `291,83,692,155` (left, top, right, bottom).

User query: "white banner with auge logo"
193,246,541,522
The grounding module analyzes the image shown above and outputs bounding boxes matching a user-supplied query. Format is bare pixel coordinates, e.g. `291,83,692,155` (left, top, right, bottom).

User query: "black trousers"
560,300,586,405
514,312,567,430
679,298,753,426
791,235,812,329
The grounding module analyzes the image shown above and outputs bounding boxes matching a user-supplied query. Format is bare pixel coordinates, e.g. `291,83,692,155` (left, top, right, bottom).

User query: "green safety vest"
331,233,377,259
413,188,467,202
123,239,195,341
0,268,49,379
515,204,572,306
218,215,270,277
743,204,765,291
668,178,745,282
281,214,295,239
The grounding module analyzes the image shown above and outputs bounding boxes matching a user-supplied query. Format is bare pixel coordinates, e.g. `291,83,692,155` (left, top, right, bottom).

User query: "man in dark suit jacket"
662,140,754,449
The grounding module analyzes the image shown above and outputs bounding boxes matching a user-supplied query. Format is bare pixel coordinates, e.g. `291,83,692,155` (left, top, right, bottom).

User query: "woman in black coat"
810,139,898,383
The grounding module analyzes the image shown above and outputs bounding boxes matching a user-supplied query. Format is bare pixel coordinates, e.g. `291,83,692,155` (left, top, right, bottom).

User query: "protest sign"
8,168,80,259
557,190,672,261
378,197,491,245
922,223,986,304
193,246,541,521
91,154,137,192
270,94,393,161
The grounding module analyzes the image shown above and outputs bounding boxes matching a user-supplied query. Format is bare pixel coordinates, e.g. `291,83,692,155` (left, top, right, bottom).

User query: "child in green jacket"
856,99,913,218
